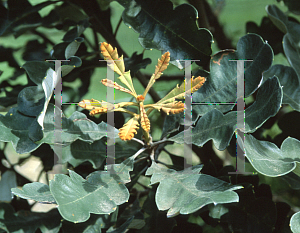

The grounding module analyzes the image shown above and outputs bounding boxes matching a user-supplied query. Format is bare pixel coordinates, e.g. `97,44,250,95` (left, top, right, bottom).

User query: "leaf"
290,211,300,233
52,139,107,169
41,105,119,145
115,0,212,68
11,182,56,204
147,101,185,115
143,52,170,97
37,68,57,130
50,156,134,223
0,203,62,233
0,171,17,202
118,115,140,141
244,134,300,177
101,79,133,96
158,76,206,104
192,33,273,117
145,162,242,217
0,107,42,153
78,99,135,116
140,103,150,132
263,64,300,111
169,77,282,149
100,42,125,76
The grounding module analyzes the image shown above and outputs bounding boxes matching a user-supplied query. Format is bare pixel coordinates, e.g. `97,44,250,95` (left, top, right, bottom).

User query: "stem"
132,147,148,160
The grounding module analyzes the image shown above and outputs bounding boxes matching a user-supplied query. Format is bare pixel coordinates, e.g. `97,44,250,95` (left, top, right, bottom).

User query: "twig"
114,16,123,38
132,147,148,160
131,137,145,146
31,29,55,46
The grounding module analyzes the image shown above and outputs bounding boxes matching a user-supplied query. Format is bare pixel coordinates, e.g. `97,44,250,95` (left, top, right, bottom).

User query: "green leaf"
244,134,300,177
115,0,212,68
51,138,136,169
290,211,300,233
61,56,82,77
0,171,17,202
281,0,300,15
11,182,56,204
266,5,288,34
137,189,176,233
42,106,119,145
145,162,242,217
168,76,282,150
192,33,273,117
65,37,84,59
0,203,61,233
263,64,300,111
22,61,54,85
266,5,300,77
49,156,134,223
0,107,42,153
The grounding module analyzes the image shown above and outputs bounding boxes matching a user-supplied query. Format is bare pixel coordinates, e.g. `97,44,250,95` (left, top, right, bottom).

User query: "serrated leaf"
118,115,140,141
11,182,56,204
158,76,206,104
143,52,170,97
50,156,134,223
140,103,150,132
100,42,125,76
78,99,135,116
101,79,133,95
147,101,185,115
145,162,242,217
290,211,300,233
244,134,300,177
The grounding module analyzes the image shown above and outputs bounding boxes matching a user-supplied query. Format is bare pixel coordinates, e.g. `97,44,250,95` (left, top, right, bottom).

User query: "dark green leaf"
0,203,62,233
116,0,212,68
22,61,54,85
192,33,273,117
263,64,300,111
0,107,42,153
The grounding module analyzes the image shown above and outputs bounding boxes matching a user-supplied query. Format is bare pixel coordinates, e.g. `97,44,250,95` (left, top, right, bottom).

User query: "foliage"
0,0,300,232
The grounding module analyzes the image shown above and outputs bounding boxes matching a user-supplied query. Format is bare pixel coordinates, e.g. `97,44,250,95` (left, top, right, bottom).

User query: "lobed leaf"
118,115,140,141
146,162,243,217
50,156,134,223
